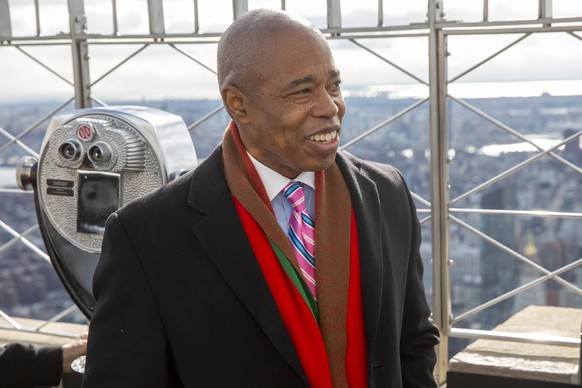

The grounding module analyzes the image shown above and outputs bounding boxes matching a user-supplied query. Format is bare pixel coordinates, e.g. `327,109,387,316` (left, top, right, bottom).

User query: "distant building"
479,183,518,329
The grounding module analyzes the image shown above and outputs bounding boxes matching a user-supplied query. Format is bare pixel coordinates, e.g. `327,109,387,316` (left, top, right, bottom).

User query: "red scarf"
223,122,367,387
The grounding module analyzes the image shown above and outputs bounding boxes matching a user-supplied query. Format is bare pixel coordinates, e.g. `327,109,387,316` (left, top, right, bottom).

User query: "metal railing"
0,0,581,385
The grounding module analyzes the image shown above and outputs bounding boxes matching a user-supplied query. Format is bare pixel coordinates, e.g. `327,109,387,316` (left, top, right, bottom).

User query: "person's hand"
61,332,88,374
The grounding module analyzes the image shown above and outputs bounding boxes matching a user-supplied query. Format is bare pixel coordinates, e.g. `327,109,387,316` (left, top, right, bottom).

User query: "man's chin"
303,155,338,173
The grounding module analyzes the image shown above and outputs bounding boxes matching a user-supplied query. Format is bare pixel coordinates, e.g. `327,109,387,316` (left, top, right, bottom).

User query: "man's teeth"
308,131,338,143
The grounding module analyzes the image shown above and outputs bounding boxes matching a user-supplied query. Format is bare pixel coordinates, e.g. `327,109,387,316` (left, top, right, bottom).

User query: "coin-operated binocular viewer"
17,106,198,318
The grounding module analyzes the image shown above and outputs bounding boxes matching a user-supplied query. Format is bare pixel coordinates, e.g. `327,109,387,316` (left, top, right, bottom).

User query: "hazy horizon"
3,79,582,105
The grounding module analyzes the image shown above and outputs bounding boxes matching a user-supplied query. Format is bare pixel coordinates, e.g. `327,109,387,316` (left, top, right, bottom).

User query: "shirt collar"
247,152,315,202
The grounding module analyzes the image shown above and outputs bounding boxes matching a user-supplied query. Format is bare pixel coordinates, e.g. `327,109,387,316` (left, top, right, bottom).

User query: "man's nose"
313,90,340,118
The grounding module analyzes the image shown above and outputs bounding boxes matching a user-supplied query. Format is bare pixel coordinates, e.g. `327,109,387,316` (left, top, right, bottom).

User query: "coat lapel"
187,147,308,385
336,151,384,363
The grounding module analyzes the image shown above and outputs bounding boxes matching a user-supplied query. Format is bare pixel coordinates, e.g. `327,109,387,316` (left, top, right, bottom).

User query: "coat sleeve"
83,213,176,387
398,171,440,388
0,343,62,387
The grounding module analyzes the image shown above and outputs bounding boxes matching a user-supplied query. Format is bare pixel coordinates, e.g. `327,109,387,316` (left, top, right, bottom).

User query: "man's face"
238,30,346,179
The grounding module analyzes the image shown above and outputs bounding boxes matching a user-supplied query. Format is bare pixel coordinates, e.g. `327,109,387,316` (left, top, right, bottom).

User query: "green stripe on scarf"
268,237,319,322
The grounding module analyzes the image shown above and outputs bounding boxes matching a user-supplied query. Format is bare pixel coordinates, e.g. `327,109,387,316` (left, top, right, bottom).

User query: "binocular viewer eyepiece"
58,140,83,162
56,139,114,166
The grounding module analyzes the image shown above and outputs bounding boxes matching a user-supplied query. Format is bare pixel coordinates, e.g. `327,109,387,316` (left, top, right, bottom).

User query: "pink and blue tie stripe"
283,181,317,299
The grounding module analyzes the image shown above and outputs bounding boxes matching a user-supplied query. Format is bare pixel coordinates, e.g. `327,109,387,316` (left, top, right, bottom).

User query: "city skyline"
0,92,580,340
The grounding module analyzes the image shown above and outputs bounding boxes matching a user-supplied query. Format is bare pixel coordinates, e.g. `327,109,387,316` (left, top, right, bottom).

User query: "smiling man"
83,8,439,388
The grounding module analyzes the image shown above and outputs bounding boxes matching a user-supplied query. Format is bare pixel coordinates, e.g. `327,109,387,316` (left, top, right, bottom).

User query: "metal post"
539,0,553,19
232,0,248,20
68,0,91,109
147,0,165,35
428,0,450,385
0,0,11,39
112,0,119,35
327,0,342,30
193,0,199,33
377,0,383,27
34,0,41,36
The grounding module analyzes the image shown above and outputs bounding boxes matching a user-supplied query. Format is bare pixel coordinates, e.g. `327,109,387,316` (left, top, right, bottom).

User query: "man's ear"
222,85,251,125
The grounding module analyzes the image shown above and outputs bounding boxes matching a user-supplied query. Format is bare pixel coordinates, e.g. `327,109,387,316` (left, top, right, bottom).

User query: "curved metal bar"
448,33,531,83
451,208,582,219
0,97,74,155
411,191,431,207
341,98,428,150
451,258,581,325
450,215,582,295
187,104,225,132
15,46,74,86
450,327,580,347
34,304,81,331
419,215,432,225
449,95,582,174
450,130,581,206
0,309,22,330
0,323,84,338
440,19,582,33
0,188,34,194
0,219,50,262
0,225,40,255
89,44,150,87
348,38,428,85
0,126,39,157
169,43,217,74
89,95,110,107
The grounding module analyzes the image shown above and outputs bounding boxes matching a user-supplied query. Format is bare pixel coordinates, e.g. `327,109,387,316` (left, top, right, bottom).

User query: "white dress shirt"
247,153,315,234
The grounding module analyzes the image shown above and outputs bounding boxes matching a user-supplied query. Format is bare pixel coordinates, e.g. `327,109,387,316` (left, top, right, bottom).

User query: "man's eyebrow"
283,70,341,91
284,75,315,91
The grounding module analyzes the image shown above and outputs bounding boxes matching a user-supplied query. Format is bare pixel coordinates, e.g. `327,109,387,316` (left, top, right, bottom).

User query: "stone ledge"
449,305,581,385
0,317,88,347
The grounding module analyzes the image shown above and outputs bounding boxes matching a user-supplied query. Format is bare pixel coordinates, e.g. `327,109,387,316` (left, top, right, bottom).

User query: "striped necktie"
283,181,317,299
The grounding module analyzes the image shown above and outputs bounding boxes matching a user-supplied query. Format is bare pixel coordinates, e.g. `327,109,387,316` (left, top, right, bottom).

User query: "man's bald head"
217,9,325,96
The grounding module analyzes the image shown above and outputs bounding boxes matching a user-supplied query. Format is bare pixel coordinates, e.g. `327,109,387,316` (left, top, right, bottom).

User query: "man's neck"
246,152,315,201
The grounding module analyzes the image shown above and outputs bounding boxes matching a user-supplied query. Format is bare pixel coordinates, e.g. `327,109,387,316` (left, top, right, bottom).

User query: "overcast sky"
1,0,582,102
